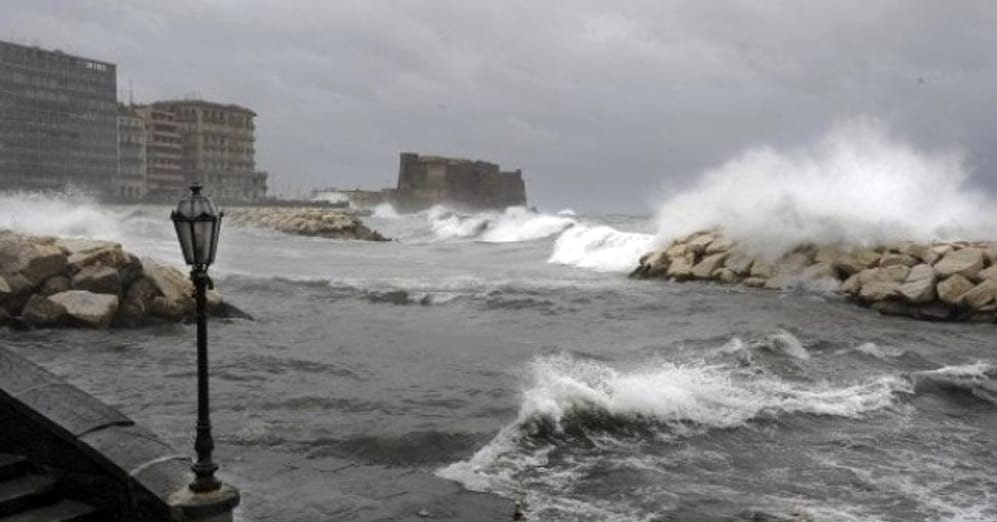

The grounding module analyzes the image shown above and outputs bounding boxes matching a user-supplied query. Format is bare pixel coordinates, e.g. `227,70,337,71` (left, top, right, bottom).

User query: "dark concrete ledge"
0,347,239,521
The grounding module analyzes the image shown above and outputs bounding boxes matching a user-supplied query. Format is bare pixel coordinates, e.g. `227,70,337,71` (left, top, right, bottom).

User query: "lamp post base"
170,482,240,522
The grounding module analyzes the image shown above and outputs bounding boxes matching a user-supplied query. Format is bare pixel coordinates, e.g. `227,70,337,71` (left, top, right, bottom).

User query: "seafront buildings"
0,40,118,193
153,100,267,201
0,39,268,201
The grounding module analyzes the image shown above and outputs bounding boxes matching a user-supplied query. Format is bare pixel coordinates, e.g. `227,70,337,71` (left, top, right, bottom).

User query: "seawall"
631,230,997,322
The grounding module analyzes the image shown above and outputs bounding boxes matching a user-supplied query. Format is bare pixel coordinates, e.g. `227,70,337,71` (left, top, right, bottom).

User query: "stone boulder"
71,265,122,295
724,250,754,276
140,258,195,319
39,275,70,296
21,294,68,328
959,280,997,310
48,290,118,328
933,248,984,279
937,275,975,306
859,281,899,302
691,253,727,279
0,238,68,286
898,278,936,304
977,264,997,281
667,257,694,281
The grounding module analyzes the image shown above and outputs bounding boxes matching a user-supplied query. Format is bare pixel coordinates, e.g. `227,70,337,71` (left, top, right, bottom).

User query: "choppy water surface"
3,200,997,521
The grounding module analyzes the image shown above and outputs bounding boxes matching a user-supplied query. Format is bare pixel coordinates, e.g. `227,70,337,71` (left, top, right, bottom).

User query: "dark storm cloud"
3,1,995,211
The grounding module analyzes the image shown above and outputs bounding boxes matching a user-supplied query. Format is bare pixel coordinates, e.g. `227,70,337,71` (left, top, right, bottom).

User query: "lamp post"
171,183,223,493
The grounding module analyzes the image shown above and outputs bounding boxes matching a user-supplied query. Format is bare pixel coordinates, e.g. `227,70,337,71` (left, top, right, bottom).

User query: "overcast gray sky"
3,1,995,212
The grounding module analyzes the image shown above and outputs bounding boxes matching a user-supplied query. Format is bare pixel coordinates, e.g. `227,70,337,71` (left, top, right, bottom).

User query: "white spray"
654,117,996,259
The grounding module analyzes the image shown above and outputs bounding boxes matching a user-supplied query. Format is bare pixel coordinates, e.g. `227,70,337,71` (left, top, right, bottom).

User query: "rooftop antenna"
128,77,134,106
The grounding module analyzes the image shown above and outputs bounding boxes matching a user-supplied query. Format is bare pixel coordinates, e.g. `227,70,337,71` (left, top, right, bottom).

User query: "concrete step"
0,499,99,522
0,456,29,483
0,476,58,518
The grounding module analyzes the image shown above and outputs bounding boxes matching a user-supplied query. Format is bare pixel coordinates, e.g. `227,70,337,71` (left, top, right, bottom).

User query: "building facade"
153,100,267,201
134,106,184,199
395,153,526,211
0,40,117,192
114,105,146,199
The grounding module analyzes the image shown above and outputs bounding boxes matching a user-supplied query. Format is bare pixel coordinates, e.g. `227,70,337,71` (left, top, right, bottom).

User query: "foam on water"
371,203,401,219
547,224,656,272
910,361,997,406
0,191,123,240
653,117,997,259
439,351,907,518
426,206,576,243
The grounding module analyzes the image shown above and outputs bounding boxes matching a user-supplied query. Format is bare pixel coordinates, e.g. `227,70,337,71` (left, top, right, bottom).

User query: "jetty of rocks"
226,207,388,241
631,230,997,322
0,231,246,329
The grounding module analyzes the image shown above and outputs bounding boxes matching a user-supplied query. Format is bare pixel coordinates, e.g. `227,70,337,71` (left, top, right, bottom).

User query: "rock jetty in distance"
631,230,997,323
0,230,248,330
225,207,388,241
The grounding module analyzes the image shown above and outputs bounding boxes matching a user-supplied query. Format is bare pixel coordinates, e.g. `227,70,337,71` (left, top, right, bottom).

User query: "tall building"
153,100,267,201
0,40,117,192
114,104,146,199
134,106,184,199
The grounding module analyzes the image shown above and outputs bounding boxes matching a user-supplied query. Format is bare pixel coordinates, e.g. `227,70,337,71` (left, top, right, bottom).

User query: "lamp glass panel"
173,216,196,265
192,220,216,265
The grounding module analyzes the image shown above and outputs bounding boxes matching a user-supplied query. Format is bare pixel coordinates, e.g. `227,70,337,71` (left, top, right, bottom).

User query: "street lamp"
171,183,223,493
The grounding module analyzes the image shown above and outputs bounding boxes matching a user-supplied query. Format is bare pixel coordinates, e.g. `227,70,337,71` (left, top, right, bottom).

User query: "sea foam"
547,225,656,272
440,351,906,497
427,205,576,243
0,191,123,239
654,117,997,259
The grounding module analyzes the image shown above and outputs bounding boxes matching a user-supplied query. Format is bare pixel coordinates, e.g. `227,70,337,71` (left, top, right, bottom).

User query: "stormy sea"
3,124,997,521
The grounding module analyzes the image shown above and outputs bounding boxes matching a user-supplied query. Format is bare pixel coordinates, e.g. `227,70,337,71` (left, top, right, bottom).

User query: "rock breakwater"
0,231,247,329
226,207,387,241
631,231,997,322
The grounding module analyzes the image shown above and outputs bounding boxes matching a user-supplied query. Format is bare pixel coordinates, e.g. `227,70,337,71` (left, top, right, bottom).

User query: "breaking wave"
654,117,997,259
427,206,576,243
439,351,906,507
910,362,997,406
0,191,124,239
547,225,655,272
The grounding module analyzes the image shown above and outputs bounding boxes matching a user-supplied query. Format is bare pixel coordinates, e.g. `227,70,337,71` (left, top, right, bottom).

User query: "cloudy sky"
3,1,995,211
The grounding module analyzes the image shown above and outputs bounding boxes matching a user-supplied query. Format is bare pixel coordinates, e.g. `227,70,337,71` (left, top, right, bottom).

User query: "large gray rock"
54,238,119,256
71,265,121,295
48,290,119,328
691,253,727,279
39,275,70,296
959,280,997,310
640,249,670,278
839,273,862,295
140,258,195,319
937,274,975,305
976,264,997,281
724,250,754,276
21,294,68,328
879,252,918,267
833,249,881,276
750,261,775,279
859,281,899,301
704,236,734,255
67,244,131,273
686,233,716,255
898,278,936,303
0,238,68,286
906,264,937,283
934,248,984,279
667,257,694,281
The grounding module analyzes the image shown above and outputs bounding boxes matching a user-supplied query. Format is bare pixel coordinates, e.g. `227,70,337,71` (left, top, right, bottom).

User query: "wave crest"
547,225,655,272
427,206,576,243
